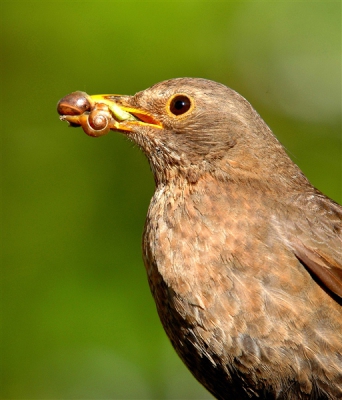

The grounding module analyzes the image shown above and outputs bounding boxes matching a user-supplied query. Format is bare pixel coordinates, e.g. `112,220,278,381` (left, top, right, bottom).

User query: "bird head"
58,78,298,186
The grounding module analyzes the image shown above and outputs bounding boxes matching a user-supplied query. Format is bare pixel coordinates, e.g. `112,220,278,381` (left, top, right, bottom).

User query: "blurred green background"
1,1,341,399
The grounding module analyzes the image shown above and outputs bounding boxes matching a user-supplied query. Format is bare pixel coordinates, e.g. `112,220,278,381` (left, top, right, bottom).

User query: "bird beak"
57,91,162,137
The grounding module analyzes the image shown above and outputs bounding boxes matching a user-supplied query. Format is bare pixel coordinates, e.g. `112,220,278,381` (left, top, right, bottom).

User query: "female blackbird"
58,78,342,400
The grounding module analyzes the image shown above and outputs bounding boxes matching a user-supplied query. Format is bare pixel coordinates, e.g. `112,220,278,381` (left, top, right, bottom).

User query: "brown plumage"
58,78,342,399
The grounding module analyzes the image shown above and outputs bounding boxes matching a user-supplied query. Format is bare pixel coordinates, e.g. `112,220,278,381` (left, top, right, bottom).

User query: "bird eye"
169,95,192,116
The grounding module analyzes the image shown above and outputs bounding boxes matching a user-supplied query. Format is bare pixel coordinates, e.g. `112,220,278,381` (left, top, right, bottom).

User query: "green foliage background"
1,1,341,399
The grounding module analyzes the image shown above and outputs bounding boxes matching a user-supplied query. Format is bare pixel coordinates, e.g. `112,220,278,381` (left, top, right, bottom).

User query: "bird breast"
142,176,342,399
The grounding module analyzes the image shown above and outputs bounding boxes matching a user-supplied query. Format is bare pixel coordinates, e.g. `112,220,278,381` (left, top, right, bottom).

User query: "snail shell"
57,91,92,116
81,106,112,137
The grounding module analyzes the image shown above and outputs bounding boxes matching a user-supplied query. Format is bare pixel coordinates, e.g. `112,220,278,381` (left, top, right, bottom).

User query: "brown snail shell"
57,91,93,116
81,107,112,137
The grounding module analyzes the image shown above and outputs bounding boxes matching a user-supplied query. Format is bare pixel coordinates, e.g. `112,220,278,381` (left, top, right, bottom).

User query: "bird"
57,78,342,400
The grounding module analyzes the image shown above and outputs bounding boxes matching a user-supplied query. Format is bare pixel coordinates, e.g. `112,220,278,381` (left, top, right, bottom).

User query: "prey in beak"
57,91,162,137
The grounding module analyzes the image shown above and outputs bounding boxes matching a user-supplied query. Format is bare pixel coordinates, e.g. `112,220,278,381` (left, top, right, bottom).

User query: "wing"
286,190,342,299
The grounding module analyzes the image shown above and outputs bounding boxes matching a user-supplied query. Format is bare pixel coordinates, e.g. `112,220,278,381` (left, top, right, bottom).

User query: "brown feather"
122,78,342,399
60,78,342,399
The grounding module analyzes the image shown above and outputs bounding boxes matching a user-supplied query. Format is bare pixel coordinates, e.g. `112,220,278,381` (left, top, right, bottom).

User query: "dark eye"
169,95,192,116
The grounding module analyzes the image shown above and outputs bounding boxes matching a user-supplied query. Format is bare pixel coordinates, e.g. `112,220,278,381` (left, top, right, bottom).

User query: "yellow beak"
57,91,162,137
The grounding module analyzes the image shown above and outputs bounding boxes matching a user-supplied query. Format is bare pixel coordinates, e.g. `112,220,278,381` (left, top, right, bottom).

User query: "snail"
83,105,113,137
57,91,93,116
57,92,113,137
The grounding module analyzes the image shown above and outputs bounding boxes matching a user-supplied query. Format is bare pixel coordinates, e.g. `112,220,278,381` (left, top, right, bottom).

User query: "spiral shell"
89,109,109,130
81,106,112,137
